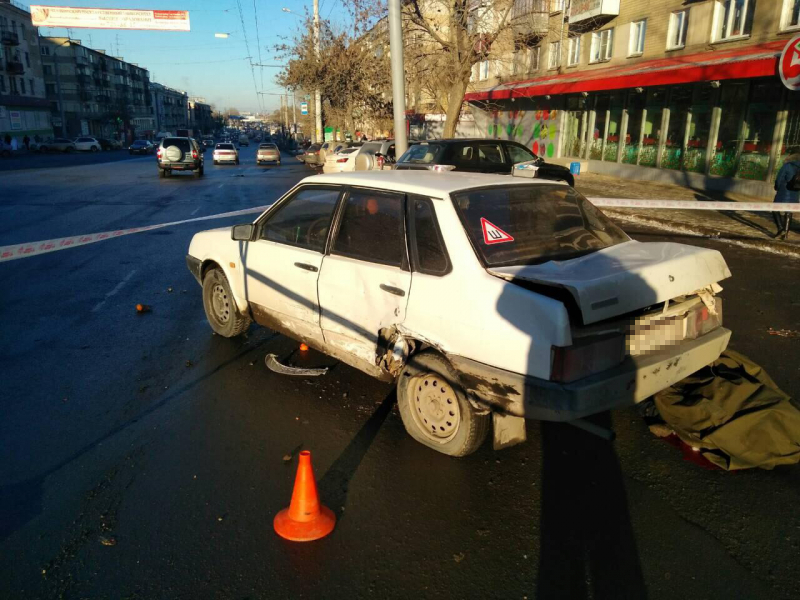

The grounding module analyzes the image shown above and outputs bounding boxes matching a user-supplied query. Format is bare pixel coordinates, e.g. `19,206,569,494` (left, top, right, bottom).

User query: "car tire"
213,160,218,165
235,159,240,165
91,145,98,152
164,169,172,178
158,168,165,178
202,268,251,337
66,147,74,153
129,150,133,155
277,161,281,167
397,351,490,457
195,166,204,177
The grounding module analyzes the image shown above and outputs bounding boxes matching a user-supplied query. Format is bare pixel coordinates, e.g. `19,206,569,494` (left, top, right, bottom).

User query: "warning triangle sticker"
480,218,514,245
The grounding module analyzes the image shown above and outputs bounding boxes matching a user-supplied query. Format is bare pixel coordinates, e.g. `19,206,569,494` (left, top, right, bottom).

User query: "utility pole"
53,42,67,137
292,91,296,134
388,0,407,155
313,0,323,144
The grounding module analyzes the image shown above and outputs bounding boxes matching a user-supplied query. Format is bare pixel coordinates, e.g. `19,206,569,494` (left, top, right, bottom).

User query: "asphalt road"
1,150,799,600
0,147,147,172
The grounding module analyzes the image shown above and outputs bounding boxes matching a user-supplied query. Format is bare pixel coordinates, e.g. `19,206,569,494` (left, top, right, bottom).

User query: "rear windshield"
132,140,147,145
338,148,358,155
397,143,445,164
451,184,629,267
216,143,234,150
359,142,383,156
259,143,278,149
163,138,191,151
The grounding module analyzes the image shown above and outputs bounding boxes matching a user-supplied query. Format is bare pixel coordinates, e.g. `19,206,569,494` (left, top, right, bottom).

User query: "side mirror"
231,223,255,241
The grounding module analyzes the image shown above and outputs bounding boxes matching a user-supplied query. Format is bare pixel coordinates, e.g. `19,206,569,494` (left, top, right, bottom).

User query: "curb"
604,209,800,259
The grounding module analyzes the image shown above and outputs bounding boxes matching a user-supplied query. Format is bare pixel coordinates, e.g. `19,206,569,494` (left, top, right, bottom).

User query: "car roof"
410,138,519,145
303,170,561,196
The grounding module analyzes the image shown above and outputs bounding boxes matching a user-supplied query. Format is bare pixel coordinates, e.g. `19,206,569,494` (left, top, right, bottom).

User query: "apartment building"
465,0,800,197
40,37,154,141
150,82,188,134
0,0,53,145
188,96,213,135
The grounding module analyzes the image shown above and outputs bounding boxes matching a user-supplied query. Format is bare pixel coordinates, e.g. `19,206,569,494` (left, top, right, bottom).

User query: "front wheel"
397,351,490,457
202,268,251,337
66,147,74,153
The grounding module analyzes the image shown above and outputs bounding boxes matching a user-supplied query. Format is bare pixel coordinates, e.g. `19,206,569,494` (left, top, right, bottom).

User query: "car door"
446,142,478,172
243,185,343,345
317,187,411,371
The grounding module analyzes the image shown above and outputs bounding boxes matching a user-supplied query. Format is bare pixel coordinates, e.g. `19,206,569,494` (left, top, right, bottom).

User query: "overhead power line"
235,0,263,111
253,0,265,97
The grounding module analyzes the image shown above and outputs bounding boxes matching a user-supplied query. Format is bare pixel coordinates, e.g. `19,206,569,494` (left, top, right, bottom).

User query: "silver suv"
157,137,204,178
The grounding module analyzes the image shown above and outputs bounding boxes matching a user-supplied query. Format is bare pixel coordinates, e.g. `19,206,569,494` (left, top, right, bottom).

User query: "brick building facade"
465,0,800,197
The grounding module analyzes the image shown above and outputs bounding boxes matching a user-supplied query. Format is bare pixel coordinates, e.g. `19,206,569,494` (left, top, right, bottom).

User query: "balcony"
1,30,20,46
79,90,92,101
96,94,110,103
114,67,126,75
76,56,89,65
115,83,128,91
6,60,24,75
569,0,619,24
76,74,91,85
510,0,549,36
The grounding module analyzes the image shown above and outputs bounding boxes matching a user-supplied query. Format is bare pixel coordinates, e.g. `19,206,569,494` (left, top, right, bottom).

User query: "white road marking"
218,184,225,189
191,206,201,216
92,269,138,313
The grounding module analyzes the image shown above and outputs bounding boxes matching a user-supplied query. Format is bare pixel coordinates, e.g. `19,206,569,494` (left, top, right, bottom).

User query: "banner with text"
30,6,190,31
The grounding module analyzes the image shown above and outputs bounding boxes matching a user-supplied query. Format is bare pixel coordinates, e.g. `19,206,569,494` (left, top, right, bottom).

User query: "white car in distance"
213,143,239,165
73,136,102,152
185,171,732,457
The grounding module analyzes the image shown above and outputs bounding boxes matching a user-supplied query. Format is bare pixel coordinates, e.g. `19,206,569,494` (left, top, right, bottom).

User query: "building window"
530,45,540,70
0,75,5,93
713,0,756,41
46,83,56,95
43,65,52,75
550,0,565,10
24,52,30,67
20,77,26,94
782,0,800,30
590,29,614,63
41,46,50,56
478,60,490,80
567,36,580,66
628,20,646,56
548,41,560,69
668,10,690,49
29,78,34,95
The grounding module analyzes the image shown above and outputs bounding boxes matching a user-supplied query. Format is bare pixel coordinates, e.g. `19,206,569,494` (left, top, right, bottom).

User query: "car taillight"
686,299,722,339
192,150,198,159
157,148,162,158
337,157,348,163
550,335,625,383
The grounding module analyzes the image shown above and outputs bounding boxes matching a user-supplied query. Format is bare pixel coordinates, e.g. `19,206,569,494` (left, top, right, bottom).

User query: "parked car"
185,171,731,456
41,138,76,153
256,143,281,166
322,146,360,173
156,137,204,178
202,137,215,149
213,142,239,165
330,140,396,171
0,140,11,157
73,136,102,152
98,138,122,151
129,140,154,155
302,143,322,167
394,139,575,186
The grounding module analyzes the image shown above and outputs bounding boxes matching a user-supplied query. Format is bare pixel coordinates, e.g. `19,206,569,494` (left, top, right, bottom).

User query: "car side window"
332,189,406,268
506,143,536,164
260,187,341,253
478,143,506,165
450,144,476,168
410,195,450,276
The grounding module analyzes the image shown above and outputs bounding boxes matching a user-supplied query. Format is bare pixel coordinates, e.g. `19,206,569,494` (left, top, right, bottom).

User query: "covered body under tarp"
653,350,800,470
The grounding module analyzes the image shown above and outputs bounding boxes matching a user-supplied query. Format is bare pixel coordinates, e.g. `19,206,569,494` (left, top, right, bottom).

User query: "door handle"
380,284,405,297
294,262,318,272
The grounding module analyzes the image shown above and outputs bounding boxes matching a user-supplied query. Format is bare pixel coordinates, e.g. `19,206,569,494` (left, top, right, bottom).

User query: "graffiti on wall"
471,106,561,158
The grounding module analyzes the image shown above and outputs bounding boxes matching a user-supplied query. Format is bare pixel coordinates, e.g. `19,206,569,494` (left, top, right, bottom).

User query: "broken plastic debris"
135,303,151,313
453,552,465,563
767,328,800,338
99,536,117,546
265,353,328,376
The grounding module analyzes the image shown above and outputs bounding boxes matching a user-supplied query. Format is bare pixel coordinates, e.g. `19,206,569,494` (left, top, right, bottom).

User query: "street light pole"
313,0,323,144
388,0,407,155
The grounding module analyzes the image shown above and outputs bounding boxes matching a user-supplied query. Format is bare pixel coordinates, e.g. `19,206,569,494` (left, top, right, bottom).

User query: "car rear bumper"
160,162,200,170
214,156,237,162
448,327,732,422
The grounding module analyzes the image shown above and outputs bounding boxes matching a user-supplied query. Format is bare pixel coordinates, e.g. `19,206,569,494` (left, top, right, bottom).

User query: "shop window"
628,20,646,57
774,90,800,181
590,29,613,63
590,95,609,160
603,94,623,162
621,91,645,165
734,81,783,181
661,86,693,170
680,85,715,173
548,41,561,69
565,95,588,158
639,88,666,167
668,10,690,49
782,0,800,30
567,36,580,66
713,0,756,42
710,82,748,177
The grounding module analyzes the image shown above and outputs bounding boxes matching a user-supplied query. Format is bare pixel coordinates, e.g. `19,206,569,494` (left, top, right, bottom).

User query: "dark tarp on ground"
653,350,800,470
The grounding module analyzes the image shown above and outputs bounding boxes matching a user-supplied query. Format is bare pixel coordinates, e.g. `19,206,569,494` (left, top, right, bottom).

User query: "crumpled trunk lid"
487,241,731,325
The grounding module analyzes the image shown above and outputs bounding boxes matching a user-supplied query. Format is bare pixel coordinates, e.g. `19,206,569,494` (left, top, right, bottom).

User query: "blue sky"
21,0,348,113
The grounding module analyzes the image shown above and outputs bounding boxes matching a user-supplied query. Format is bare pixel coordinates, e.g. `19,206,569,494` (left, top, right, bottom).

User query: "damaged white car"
186,171,731,456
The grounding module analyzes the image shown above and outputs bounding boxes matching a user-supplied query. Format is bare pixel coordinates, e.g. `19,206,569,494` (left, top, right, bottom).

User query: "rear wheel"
66,147,74,153
195,166,204,177
235,158,240,165
164,169,172,178
91,145,98,152
158,168,165,178
397,351,490,457
202,268,251,337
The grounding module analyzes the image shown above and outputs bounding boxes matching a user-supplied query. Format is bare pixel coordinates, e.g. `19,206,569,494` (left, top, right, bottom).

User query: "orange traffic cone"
274,450,336,542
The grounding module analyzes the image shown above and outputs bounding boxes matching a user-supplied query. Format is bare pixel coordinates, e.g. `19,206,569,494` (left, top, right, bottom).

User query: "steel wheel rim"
409,373,461,443
211,283,231,324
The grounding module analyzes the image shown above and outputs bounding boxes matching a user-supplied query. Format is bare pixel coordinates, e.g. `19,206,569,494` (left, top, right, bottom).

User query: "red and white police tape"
2,198,799,263
0,205,270,263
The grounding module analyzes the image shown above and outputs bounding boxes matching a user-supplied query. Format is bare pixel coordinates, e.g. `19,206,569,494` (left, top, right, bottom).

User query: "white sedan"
322,147,360,173
186,171,731,456
213,143,239,165
73,136,102,152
